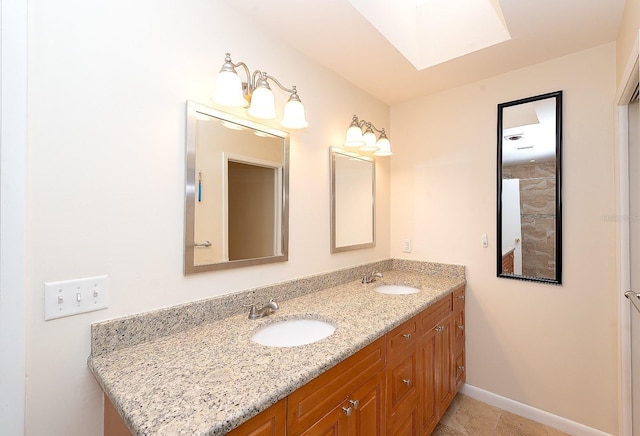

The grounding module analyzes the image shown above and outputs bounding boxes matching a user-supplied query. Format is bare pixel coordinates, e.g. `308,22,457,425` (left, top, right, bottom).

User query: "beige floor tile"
494,411,569,436
438,395,501,435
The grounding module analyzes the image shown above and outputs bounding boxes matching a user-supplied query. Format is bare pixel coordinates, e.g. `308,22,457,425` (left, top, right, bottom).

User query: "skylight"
348,0,511,70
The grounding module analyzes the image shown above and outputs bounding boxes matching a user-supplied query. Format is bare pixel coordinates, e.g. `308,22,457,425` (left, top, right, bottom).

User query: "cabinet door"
226,399,286,436
351,372,386,436
436,317,455,417
420,327,438,434
299,402,350,436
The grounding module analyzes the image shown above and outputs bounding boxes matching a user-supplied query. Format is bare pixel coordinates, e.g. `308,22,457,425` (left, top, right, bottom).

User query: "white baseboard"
460,384,612,436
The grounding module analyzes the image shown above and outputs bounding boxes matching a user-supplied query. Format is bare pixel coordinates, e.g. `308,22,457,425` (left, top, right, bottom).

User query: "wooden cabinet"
104,287,465,436
288,336,386,436
226,399,286,436
421,286,466,435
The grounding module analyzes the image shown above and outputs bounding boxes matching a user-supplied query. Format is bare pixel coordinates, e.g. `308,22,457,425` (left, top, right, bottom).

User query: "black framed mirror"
497,91,562,285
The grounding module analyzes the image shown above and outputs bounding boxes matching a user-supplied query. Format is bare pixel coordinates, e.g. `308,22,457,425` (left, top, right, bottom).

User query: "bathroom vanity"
89,260,465,435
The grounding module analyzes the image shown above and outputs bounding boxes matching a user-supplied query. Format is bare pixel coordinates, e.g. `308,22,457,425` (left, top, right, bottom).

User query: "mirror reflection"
184,101,289,274
331,148,375,253
497,91,562,284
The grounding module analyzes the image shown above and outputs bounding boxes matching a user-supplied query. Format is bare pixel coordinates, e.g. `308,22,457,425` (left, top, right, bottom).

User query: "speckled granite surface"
88,260,465,435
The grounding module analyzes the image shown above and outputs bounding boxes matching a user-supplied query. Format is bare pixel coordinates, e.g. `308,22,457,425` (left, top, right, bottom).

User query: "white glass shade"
359,130,379,151
373,137,393,156
247,86,277,119
281,99,309,129
212,71,247,107
345,126,365,147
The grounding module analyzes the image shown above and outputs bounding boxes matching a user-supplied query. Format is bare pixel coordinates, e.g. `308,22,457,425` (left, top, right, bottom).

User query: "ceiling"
223,0,625,105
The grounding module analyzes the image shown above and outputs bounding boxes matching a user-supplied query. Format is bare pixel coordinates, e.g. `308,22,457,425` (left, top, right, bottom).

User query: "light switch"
44,275,108,320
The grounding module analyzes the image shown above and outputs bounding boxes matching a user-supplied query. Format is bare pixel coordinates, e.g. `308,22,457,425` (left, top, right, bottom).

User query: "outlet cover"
44,275,108,320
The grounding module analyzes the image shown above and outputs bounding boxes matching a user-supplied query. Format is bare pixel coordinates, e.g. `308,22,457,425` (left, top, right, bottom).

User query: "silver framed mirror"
497,91,562,285
330,148,375,253
184,101,289,274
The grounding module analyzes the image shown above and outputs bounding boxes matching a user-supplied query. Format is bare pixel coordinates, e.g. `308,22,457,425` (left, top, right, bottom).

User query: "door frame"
0,0,28,433
616,31,640,436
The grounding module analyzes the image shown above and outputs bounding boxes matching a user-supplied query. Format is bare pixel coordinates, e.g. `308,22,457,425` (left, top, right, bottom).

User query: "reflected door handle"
194,241,212,247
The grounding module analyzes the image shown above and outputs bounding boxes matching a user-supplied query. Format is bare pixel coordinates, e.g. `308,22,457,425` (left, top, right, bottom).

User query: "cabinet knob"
435,325,444,332
349,399,359,410
342,406,352,417
457,295,465,300
458,365,465,372
457,325,464,331
402,333,411,340
402,378,412,386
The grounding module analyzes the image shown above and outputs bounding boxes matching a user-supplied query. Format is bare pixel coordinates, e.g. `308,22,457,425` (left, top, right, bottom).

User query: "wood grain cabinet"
104,287,465,436
226,399,286,436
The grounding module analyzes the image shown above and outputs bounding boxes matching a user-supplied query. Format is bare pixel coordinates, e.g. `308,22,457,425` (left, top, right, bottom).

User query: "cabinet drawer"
420,294,452,334
454,307,464,345
288,336,385,434
454,347,466,389
386,314,420,358
453,286,465,310
388,348,418,411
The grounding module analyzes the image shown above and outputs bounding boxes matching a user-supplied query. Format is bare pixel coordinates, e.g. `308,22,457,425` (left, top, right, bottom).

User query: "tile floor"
432,394,570,436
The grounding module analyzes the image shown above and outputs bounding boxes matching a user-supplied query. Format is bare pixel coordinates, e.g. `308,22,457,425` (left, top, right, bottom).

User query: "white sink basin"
250,318,336,347
374,285,420,295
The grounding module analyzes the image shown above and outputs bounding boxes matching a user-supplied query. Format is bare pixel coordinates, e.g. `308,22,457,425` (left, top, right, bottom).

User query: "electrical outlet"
402,239,412,253
44,275,108,320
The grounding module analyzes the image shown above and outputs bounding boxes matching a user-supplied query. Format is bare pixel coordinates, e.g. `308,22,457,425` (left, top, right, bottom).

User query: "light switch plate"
44,275,108,320
402,239,412,253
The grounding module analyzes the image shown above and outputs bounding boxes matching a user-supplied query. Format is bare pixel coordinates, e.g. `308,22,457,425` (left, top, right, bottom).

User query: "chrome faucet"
362,271,383,284
248,299,279,320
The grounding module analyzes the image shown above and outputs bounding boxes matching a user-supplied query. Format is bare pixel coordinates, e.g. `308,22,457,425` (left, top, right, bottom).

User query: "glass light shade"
373,137,393,156
281,99,309,129
345,126,365,147
212,71,247,107
359,130,379,151
247,86,277,120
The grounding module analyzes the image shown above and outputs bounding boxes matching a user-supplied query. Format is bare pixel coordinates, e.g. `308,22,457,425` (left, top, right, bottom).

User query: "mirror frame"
330,148,376,253
496,90,563,285
184,101,290,274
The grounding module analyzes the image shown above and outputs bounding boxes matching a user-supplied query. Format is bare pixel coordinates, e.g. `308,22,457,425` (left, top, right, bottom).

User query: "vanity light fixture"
212,53,309,129
344,115,392,156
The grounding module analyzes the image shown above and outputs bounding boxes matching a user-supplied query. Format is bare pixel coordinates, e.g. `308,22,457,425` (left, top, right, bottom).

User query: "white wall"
25,1,390,434
391,43,618,433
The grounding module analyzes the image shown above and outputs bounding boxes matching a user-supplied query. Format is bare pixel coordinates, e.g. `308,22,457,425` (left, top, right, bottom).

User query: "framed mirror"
497,91,562,285
184,101,289,274
330,148,375,253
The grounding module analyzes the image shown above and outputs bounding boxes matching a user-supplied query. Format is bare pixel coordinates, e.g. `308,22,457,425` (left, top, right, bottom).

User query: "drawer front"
454,347,466,390
453,286,465,310
421,294,452,334
386,314,420,358
288,336,385,434
454,307,464,344
388,348,418,411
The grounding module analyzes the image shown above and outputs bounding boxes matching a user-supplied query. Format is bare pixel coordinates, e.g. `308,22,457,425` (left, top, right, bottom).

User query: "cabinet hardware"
435,325,444,332
402,379,412,386
458,365,465,372
349,399,359,410
402,333,411,339
457,325,464,331
457,295,465,300
342,406,352,417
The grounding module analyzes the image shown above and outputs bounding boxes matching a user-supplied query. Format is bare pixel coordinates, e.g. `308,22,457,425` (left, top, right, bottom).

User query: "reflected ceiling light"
343,115,393,156
212,53,309,129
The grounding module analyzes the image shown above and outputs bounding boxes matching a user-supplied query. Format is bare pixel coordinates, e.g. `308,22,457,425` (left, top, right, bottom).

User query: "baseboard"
460,384,612,436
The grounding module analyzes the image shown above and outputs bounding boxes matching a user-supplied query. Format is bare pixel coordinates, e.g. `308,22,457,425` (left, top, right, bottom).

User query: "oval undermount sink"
374,285,420,295
250,319,336,347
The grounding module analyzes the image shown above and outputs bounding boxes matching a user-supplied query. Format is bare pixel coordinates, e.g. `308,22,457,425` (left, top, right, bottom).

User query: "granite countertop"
88,267,465,435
